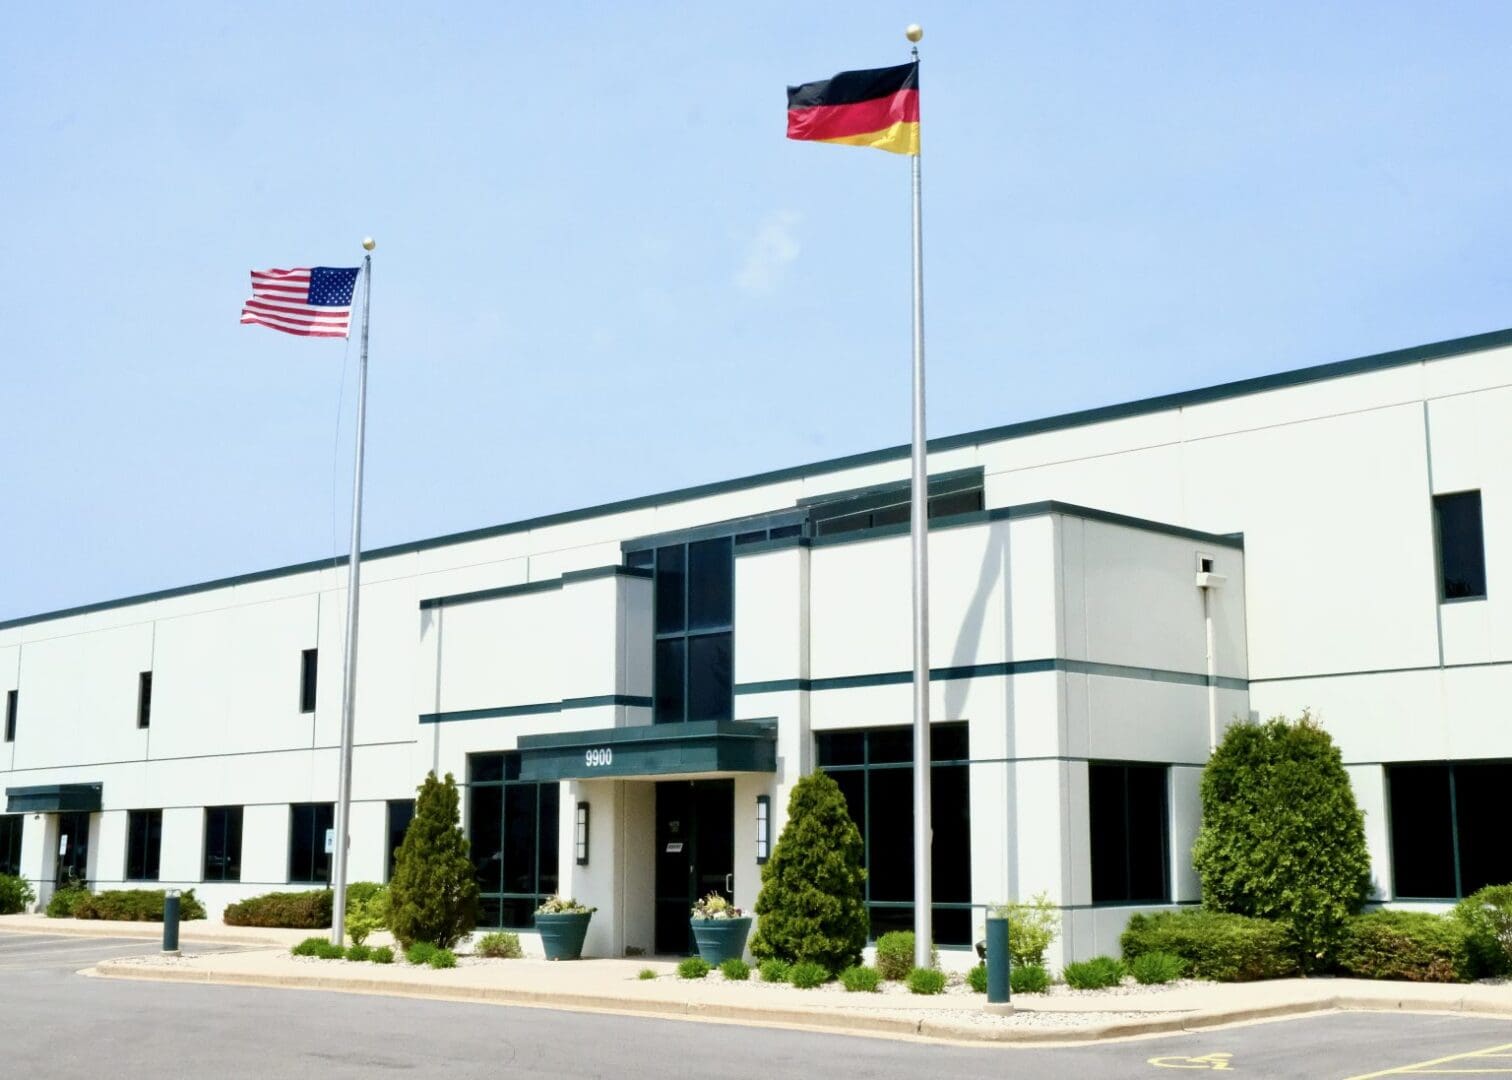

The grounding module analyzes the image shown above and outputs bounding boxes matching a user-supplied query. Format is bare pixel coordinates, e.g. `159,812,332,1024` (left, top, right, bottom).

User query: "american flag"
240,266,361,338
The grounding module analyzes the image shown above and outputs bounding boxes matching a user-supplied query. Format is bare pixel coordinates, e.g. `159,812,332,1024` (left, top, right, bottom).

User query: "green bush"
720,958,750,981
46,886,91,918
1130,952,1186,985
291,936,325,957
788,961,828,989
406,941,439,966
428,948,457,969
750,772,869,972
71,889,206,922
1337,911,1475,983
1063,956,1126,990
1010,963,1050,994
388,772,479,950
840,965,881,992
370,946,395,965
223,890,332,929
314,939,345,960
991,892,1062,967
0,874,35,915
638,968,657,980
906,967,946,995
966,963,988,993
758,958,791,983
344,881,383,912
345,886,389,946
677,957,711,980
874,930,938,980
345,944,372,962
1122,909,1300,982
475,931,523,959
1192,713,1371,970
1453,885,1512,977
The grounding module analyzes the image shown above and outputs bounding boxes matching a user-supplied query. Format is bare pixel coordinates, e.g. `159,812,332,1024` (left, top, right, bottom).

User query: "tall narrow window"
4,689,16,743
288,802,335,884
385,799,415,882
468,753,560,929
1088,763,1171,904
1436,491,1487,600
1389,762,1512,898
125,809,163,882
0,814,22,877
299,649,318,714
137,671,153,730
651,538,733,723
203,806,244,882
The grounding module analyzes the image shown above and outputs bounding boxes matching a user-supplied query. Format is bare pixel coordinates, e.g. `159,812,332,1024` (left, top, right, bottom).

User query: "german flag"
786,61,919,156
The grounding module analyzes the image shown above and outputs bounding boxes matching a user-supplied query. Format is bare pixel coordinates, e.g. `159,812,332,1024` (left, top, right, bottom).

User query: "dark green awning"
518,720,776,782
6,783,103,813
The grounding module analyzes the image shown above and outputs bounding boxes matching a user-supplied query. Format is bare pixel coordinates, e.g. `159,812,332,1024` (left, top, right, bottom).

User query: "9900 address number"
585,748,614,767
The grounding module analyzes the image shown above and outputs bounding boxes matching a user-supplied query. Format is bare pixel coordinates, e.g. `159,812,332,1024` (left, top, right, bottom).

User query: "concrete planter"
535,912,593,960
690,916,752,964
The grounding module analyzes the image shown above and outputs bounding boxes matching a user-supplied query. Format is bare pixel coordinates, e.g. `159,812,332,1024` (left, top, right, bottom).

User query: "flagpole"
905,25,933,972
331,237,375,946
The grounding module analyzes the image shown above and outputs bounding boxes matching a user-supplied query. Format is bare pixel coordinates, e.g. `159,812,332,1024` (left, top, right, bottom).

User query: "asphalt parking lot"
3,932,1512,1078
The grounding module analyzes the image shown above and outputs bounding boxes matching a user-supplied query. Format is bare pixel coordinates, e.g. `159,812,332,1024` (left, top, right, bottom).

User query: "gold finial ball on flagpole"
361,237,376,251
905,24,923,43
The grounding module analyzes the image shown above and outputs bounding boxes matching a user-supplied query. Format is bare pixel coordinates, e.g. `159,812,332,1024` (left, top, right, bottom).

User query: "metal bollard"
162,889,181,955
985,914,1011,1005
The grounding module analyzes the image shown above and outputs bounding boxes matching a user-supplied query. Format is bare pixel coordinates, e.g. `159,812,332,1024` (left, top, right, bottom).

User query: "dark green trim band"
419,565,650,612
736,658,1246,695
419,694,652,724
7,326,1495,632
1252,658,1512,684
6,782,103,813
517,719,777,780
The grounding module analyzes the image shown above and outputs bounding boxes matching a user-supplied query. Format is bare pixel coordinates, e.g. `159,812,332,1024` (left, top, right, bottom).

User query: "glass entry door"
654,779,734,955
55,812,90,888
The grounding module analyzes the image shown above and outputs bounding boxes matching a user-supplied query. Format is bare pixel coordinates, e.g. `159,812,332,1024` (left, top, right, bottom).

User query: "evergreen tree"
750,771,869,972
387,771,479,949
1192,712,1371,970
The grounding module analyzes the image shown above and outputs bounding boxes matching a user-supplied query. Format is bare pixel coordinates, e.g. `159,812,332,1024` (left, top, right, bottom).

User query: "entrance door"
654,779,734,955
55,812,90,888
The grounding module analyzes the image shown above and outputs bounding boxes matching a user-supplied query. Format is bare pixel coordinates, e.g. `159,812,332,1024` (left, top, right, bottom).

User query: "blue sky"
3,3,1511,620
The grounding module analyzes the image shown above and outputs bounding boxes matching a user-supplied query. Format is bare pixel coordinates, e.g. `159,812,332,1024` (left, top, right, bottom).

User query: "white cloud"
736,210,801,296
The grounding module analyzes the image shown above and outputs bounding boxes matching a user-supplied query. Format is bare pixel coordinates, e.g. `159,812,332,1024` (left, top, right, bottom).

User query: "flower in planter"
536,896,597,915
692,892,745,920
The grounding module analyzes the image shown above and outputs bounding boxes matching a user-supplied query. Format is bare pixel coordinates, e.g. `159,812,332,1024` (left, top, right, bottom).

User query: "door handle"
725,873,733,895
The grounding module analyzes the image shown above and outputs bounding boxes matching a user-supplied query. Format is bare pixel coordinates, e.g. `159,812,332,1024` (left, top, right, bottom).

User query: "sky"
3,3,1511,621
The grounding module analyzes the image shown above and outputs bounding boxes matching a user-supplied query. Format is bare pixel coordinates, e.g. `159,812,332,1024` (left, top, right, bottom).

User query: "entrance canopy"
6,783,102,813
518,720,776,782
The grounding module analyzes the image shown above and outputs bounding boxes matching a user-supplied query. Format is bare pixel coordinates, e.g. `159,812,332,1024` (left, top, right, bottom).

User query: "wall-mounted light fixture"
756,795,771,863
575,802,590,865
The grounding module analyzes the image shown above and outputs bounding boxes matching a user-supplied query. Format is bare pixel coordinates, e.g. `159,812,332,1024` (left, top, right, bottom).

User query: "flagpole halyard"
331,239,374,947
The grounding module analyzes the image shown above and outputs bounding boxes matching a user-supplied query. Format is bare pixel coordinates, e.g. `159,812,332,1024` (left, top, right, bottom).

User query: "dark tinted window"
126,809,163,882
137,672,153,729
1455,763,1512,895
654,639,686,723
469,753,561,930
4,690,15,742
687,633,732,722
1089,763,1170,904
654,546,686,634
0,815,22,877
385,800,414,882
289,802,334,884
300,649,318,713
1436,491,1487,600
203,806,243,882
1390,762,1512,898
652,538,734,724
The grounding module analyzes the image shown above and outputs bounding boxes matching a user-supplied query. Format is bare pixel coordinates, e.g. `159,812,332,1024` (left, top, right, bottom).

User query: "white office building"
2,329,1507,965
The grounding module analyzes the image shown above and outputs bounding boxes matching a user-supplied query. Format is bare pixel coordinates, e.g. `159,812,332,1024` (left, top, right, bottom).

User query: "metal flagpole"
905,25,933,972
331,237,376,946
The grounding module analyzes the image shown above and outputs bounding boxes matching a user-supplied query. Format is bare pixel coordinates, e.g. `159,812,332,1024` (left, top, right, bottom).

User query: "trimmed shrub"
1192,713,1370,969
875,930,937,981
291,936,325,957
1063,956,1126,990
638,968,657,980
46,886,91,918
406,941,439,966
906,967,946,995
344,881,383,912
720,958,751,981
1337,911,1475,983
475,931,523,959
1010,963,1050,994
750,772,869,972
428,948,457,970
1130,951,1186,985
345,944,373,962
758,958,791,983
72,889,206,922
345,886,389,947
224,890,332,929
388,772,479,950
1453,885,1512,977
370,946,395,965
966,963,988,993
1122,910,1300,982
788,961,828,989
0,873,35,915
314,939,345,960
991,892,1061,967
677,957,711,980
840,965,881,993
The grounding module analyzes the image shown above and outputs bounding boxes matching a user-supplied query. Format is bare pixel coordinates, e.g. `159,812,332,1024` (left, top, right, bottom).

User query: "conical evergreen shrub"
750,771,869,972
387,771,479,949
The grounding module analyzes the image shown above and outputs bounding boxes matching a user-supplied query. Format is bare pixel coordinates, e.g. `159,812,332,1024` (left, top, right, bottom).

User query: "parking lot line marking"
1343,1042,1512,1080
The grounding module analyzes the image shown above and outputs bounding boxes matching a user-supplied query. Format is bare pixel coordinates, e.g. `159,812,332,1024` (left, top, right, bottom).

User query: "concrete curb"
89,960,1512,1046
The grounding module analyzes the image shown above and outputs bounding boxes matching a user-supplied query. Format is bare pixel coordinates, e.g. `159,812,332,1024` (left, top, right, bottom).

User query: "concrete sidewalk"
84,943,1512,1045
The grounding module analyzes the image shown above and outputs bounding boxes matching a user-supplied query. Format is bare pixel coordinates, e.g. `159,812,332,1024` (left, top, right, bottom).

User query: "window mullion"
1448,765,1463,899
